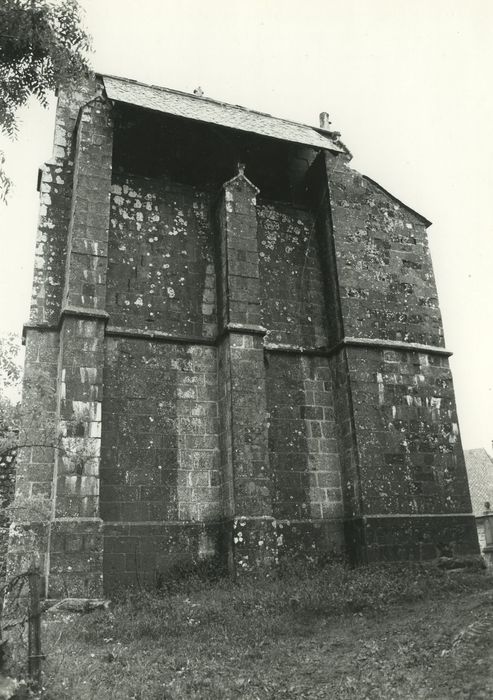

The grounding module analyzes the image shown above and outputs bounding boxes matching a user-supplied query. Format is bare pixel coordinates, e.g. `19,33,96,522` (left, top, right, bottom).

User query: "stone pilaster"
216,167,276,575
48,96,113,597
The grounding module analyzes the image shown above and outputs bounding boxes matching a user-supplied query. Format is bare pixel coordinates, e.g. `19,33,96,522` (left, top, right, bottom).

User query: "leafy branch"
0,0,91,199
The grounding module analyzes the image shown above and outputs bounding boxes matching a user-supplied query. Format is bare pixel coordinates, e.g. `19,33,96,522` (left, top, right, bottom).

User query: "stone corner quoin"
10,73,478,597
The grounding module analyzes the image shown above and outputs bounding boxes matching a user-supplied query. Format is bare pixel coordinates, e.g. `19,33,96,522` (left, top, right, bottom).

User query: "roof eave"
100,73,345,154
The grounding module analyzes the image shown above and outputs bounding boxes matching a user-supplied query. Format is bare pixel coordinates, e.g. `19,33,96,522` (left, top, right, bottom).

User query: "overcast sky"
0,0,491,452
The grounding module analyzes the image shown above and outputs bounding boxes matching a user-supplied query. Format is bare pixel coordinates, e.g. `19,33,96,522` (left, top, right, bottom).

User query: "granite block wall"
321,150,477,562
28,79,102,325
5,329,59,587
101,339,220,522
257,201,328,348
13,331,59,504
107,177,217,337
325,153,443,346
100,338,220,589
349,348,469,516
265,354,342,521
10,80,479,596
103,521,225,591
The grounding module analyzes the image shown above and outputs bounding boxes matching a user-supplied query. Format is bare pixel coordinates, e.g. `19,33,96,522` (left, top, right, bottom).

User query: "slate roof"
464,448,493,515
101,74,344,153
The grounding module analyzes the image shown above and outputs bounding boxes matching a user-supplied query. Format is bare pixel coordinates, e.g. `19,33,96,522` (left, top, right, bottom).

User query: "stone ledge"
264,343,330,357
105,326,216,346
360,513,474,520
22,307,109,344
223,323,267,337
43,597,110,613
61,306,109,322
22,322,58,344
22,322,454,361
340,336,452,357
265,337,452,358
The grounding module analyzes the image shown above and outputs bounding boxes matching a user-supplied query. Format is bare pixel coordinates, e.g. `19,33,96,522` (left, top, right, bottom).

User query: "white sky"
0,0,492,452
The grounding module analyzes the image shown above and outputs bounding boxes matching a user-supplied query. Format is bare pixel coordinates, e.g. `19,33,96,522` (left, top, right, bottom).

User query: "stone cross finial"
237,162,246,176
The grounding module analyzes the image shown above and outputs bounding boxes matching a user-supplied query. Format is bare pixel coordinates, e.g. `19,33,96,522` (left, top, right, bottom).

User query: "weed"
37,562,492,699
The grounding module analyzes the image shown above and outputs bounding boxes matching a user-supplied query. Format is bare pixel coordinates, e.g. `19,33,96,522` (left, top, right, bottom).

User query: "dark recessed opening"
112,104,318,203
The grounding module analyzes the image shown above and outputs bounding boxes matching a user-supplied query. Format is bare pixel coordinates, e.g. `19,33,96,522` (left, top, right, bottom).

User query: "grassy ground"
36,563,493,699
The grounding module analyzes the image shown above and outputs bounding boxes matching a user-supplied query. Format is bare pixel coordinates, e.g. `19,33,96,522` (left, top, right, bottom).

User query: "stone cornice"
23,319,453,358
265,336,452,358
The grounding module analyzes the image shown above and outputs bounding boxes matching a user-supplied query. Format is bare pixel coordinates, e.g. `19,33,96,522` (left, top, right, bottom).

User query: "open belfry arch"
11,74,478,597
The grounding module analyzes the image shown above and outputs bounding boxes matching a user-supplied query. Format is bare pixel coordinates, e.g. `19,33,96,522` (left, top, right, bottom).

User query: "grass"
34,561,493,699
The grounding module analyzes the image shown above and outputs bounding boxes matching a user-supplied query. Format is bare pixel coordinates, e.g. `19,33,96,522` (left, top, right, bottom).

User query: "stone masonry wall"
46,92,113,598
214,172,277,575
349,347,470,515
265,354,342,520
7,330,59,583
13,332,59,504
322,151,477,562
30,164,70,324
103,521,224,591
13,82,479,594
326,161,443,346
101,338,220,590
29,78,104,325
257,201,328,348
255,195,345,560
107,176,217,337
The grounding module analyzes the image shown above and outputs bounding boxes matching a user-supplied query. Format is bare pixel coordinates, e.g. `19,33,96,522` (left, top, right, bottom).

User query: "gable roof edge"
363,175,432,228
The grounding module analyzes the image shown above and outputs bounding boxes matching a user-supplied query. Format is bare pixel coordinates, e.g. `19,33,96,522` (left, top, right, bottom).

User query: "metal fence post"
27,566,42,687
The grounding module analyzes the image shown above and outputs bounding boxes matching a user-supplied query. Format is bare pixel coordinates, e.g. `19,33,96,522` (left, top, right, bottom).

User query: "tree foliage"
0,333,22,391
0,333,22,434
0,150,10,202
0,334,22,495
0,0,91,200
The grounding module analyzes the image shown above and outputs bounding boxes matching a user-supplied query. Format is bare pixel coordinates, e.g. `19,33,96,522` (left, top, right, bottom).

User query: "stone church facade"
13,74,478,597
